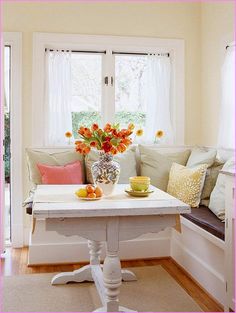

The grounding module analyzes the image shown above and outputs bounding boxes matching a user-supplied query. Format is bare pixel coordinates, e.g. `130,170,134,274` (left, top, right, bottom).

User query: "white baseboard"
171,230,225,305
28,236,170,265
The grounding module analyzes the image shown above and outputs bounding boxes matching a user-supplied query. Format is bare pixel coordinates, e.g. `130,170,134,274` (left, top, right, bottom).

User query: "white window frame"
32,32,185,147
3,32,23,248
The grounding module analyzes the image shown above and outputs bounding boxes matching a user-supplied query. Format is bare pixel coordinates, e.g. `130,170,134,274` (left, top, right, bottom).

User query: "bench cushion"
181,205,225,241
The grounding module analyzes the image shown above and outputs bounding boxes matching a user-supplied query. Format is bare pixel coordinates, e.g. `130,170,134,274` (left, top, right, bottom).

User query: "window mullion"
102,49,115,125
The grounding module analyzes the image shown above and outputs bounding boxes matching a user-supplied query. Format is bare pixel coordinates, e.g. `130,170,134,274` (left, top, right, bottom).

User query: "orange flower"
117,143,126,153
156,130,164,138
91,123,99,131
90,141,98,147
110,147,118,155
104,123,112,133
121,138,132,146
78,127,85,135
65,131,72,138
84,129,92,138
83,146,91,154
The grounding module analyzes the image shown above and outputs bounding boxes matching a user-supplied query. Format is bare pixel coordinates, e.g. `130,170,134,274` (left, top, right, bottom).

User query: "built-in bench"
181,205,225,241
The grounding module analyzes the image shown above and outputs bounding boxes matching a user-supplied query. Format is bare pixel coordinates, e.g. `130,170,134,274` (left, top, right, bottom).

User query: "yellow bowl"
129,176,150,191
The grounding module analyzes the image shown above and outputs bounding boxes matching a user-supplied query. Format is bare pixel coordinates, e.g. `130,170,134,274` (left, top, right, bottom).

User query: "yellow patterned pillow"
167,163,208,207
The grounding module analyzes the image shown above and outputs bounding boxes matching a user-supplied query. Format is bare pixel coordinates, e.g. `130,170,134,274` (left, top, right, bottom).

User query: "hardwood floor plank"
161,258,223,312
1,248,223,312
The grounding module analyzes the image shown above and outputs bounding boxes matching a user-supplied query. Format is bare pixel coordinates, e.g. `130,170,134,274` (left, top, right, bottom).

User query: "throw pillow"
186,147,217,168
200,160,224,206
26,149,85,185
167,163,208,207
37,161,83,184
85,147,137,184
209,157,235,220
139,145,191,191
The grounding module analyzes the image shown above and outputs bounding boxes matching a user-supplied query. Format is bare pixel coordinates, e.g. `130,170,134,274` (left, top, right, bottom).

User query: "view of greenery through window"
71,53,147,138
115,55,147,128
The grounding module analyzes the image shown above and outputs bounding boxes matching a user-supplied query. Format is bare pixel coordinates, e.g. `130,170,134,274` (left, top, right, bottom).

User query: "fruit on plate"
95,186,103,198
75,185,103,199
87,192,96,199
75,188,88,198
86,184,95,194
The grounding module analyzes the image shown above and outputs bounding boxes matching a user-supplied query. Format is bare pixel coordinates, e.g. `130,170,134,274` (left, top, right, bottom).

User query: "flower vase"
91,152,120,196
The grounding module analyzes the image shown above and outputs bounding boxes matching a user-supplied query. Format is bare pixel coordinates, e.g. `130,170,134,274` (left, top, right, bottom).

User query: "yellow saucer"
125,188,154,197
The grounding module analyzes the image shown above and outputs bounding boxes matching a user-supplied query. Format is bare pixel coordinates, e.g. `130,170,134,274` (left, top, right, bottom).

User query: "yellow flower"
128,123,135,131
136,129,144,137
155,130,164,138
65,131,72,138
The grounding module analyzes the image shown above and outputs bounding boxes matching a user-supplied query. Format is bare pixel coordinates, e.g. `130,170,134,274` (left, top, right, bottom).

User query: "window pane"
115,55,147,128
71,53,102,137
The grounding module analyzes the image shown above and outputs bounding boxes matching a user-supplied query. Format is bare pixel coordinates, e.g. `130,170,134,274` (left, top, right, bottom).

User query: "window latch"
104,76,108,86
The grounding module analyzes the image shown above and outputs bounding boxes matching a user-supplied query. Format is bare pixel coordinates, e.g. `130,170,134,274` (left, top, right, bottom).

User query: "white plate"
125,188,154,197
75,196,102,201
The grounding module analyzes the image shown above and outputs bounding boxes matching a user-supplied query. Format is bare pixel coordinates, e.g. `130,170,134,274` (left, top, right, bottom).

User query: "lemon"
75,188,88,198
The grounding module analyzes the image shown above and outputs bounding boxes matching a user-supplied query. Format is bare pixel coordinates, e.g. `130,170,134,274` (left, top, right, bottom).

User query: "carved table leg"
103,251,122,312
94,217,137,312
51,240,102,285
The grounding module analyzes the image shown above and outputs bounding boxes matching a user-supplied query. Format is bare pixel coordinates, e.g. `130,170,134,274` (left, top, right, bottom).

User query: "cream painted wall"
201,1,235,146
3,1,202,204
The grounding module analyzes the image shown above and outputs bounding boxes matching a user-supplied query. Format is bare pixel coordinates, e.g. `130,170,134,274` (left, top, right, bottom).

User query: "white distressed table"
33,184,190,312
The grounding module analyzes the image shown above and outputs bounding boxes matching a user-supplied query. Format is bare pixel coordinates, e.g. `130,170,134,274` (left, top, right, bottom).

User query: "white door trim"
3,32,23,248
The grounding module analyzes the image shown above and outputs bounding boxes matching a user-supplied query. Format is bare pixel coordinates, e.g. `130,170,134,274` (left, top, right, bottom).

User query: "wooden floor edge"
27,256,171,267
170,257,224,311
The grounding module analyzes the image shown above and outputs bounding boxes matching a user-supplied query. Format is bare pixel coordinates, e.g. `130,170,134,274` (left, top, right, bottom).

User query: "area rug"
3,265,202,312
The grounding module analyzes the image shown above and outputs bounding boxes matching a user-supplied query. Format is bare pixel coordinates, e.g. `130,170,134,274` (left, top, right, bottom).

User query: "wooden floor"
1,247,223,312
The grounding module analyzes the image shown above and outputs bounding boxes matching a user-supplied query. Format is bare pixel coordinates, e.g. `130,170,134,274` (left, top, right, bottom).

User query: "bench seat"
181,205,225,241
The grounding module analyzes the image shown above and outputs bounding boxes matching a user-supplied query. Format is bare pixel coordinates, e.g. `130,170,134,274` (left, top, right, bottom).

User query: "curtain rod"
45,48,169,57
45,48,106,54
112,51,170,57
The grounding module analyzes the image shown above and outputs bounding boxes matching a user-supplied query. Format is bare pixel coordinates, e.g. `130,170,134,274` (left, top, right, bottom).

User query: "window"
71,53,102,137
32,33,185,146
217,44,235,149
115,55,147,129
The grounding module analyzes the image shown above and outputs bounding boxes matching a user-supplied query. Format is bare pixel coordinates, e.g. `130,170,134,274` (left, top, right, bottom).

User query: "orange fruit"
88,193,96,198
95,186,103,198
86,185,95,193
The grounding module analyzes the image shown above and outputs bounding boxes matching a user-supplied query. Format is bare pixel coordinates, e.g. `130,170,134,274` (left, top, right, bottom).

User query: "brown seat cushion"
181,205,225,241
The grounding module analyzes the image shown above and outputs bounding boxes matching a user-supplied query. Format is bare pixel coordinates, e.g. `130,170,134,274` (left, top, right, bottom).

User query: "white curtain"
45,50,72,146
144,55,173,144
218,46,235,149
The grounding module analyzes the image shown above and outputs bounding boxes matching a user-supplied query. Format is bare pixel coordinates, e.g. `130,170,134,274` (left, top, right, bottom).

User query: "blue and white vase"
91,152,120,195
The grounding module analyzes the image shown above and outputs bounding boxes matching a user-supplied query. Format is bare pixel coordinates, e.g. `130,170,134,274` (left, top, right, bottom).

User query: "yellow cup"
129,176,150,191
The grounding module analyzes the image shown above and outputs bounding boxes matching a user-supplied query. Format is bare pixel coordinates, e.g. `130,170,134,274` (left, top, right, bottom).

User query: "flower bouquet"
75,123,134,195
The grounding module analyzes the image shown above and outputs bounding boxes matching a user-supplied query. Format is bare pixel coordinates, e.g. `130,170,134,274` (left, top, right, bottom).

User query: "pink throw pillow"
37,161,83,184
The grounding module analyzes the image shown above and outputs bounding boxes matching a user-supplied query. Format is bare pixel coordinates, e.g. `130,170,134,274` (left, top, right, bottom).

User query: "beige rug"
3,265,202,312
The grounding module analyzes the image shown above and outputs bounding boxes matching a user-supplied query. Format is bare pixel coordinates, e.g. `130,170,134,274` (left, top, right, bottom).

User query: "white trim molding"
3,32,23,248
32,32,185,146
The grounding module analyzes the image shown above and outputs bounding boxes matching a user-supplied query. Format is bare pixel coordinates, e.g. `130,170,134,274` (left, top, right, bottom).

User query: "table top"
33,184,190,218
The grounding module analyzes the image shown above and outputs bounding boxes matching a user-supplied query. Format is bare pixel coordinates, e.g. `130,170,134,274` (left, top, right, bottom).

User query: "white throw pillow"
186,147,217,168
26,149,85,185
209,157,235,220
85,147,137,184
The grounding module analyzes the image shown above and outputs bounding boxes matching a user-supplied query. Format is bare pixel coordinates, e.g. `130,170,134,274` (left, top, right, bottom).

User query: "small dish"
78,197,102,201
125,188,154,197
